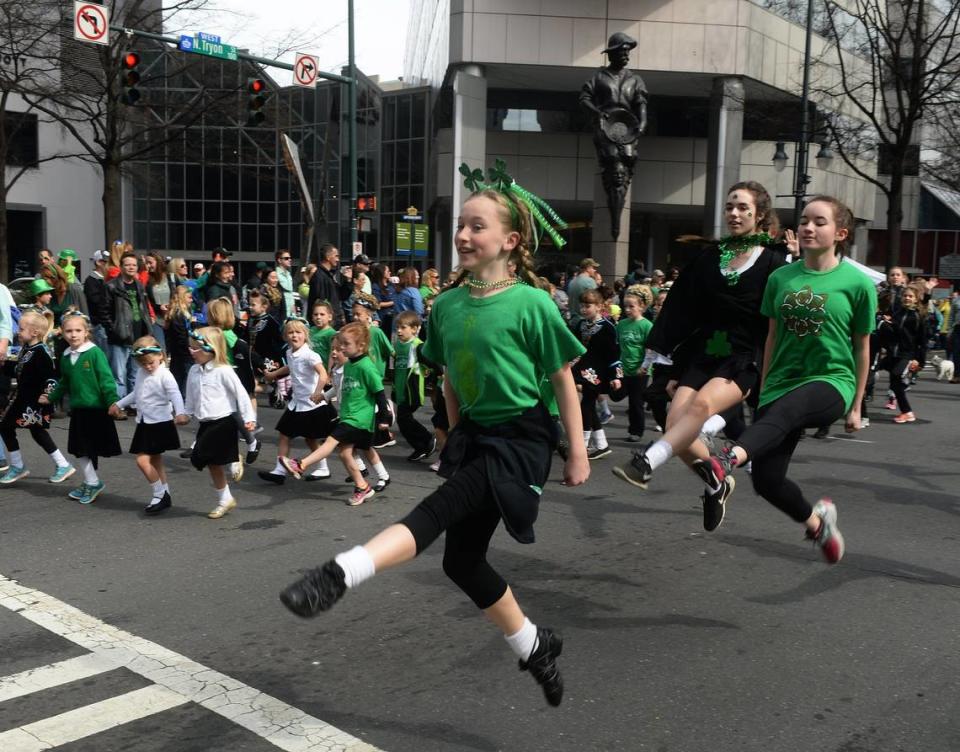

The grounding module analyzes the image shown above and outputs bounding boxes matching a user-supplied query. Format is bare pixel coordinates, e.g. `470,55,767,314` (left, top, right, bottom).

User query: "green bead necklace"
717,232,772,286
465,275,519,291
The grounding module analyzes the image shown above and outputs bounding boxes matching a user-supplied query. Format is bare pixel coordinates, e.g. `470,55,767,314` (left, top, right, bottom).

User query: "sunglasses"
279,256,292,260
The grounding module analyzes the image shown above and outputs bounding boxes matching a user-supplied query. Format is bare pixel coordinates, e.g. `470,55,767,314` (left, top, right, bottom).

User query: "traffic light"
120,51,141,105
247,78,267,126
356,194,377,212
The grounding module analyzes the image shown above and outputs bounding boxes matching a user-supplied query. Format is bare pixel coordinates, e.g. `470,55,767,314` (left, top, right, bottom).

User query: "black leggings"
736,381,845,523
887,357,913,413
622,374,646,436
396,401,433,452
579,383,602,431
400,457,508,610
0,422,58,455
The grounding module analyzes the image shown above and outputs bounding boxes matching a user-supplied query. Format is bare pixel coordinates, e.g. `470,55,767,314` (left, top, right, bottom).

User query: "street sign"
396,223,412,255
413,224,429,257
73,2,109,46
293,52,319,88
939,253,960,279
179,34,237,61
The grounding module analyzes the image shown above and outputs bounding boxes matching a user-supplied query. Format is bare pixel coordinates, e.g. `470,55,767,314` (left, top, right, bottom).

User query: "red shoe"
893,412,916,423
279,456,304,479
808,499,844,564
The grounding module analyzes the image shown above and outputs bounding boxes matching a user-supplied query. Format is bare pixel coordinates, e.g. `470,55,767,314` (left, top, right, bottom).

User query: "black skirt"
275,404,334,440
68,407,121,460
190,416,239,470
331,421,373,450
130,420,180,455
677,351,759,397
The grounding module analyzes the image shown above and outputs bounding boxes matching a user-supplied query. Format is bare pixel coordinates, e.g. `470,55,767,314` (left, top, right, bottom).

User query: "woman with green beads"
613,181,793,532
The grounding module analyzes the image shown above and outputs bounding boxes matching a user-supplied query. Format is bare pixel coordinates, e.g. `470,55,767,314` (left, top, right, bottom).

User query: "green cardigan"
48,346,119,408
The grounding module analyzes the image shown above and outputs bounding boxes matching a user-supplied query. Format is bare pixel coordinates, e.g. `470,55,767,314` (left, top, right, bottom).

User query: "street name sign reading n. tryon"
293,52,319,88
74,1,109,46
178,33,237,61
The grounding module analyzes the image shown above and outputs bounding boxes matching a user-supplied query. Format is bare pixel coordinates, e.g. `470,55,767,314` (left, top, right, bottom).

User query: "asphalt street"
1,368,958,752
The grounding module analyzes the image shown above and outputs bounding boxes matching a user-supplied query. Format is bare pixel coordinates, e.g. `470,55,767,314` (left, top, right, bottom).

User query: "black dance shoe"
518,627,564,707
279,560,346,617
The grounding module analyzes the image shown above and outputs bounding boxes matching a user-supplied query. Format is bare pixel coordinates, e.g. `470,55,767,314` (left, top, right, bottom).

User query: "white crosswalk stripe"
0,573,383,751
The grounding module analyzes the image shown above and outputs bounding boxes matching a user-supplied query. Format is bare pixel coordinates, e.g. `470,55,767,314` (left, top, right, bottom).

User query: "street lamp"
773,142,789,172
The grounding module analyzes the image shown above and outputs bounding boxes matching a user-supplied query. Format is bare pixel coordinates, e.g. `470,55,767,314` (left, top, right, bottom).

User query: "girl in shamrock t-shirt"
278,183,589,708
695,195,876,565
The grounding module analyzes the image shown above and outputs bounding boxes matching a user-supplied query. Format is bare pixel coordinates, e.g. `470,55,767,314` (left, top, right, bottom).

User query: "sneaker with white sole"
702,476,735,532
808,498,844,564
76,481,105,504
68,484,89,500
48,465,76,484
612,449,652,489
230,461,244,482
893,411,916,424
0,466,29,484
587,445,612,460
279,456,304,479
348,484,375,506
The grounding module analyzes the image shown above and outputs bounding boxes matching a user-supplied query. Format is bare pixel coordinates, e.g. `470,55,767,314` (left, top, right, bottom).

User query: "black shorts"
130,420,180,455
276,404,334,439
331,422,374,450
677,352,758,397
68,408,121,460
190,416,239,469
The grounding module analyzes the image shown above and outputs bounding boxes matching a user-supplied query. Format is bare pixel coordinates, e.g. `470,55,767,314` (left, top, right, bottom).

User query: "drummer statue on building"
580,32,648,239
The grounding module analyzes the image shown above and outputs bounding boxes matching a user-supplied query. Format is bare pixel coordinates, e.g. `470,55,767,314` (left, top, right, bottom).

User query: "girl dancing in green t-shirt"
278,185,589,707
695,196,877,564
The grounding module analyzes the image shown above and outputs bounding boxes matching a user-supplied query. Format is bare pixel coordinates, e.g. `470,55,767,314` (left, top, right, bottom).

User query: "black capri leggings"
0,422,58,455
579,383,603,431
736,381,846,523
400,456,508,610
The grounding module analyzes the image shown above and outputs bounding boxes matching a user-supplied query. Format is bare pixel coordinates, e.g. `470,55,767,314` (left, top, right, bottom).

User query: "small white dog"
932,355,955,381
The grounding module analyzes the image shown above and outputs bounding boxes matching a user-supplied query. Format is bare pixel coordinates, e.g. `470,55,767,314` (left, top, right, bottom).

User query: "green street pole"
348,0,358,245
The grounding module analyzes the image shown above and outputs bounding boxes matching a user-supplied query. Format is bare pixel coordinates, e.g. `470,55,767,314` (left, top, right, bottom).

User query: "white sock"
76,457,99,484
151,479,165,499
10,450,23,468
272,458,288,475
49,449,69,468
583,430,592,446
701,414,726,437
310,458,329,477
247,438,259,450
354,455,367,472
372,461,389,481
504,617,539,661
334,545,376,589
593,429,608,450
645,439,673,470
217,484,232,504
162,482,170,493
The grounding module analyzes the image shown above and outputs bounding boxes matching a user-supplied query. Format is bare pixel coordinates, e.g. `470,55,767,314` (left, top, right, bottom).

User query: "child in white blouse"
183,327,257,519
109,336,188,515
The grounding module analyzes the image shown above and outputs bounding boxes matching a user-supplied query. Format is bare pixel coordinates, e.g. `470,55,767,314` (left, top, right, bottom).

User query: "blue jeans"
92,324,108,352
151,322,166,351
108,344,136,398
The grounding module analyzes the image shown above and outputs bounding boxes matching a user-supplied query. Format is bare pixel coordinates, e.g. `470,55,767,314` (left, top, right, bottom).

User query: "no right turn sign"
293,52,319,88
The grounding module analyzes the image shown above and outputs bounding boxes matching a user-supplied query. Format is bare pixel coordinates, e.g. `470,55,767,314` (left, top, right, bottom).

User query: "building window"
3,112,39,168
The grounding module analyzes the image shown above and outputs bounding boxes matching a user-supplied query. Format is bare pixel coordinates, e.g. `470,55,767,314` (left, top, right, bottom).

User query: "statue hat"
603,32,637,54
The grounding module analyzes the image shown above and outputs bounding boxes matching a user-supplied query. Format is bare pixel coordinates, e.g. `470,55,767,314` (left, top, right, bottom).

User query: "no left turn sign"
293,52,319,88
74,1,110,46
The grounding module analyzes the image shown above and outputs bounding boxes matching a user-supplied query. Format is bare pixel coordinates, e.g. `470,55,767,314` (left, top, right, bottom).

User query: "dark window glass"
204,225,221,250
150,222,165,250
185,165,202,199
134,222,149,249
168,202,184,221
412,92,426,137
259,202,274,223
205,203,221,222
382,142,394,186
241,224,257,252
149,200,166,222
221,224,238,252
396,144,409,184
410,140,424,184
185,224,202,251
4,112,39,167
167,223,184,251
258,225,274,250
397,96,411,139
204,167,221,200
133,200,148,221
222,202,239,223
384,98,395,140
186,202,202,221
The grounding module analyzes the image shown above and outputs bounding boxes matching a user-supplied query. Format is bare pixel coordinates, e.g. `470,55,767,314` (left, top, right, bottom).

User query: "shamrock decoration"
459,163,486,192
705,330,732,357
779,285,828,338
487,159,513,191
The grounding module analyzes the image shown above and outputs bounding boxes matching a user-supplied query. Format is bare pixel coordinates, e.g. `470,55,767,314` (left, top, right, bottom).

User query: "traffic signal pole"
348,0,358,245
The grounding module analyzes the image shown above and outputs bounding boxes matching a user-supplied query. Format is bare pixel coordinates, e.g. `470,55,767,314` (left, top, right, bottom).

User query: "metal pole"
348,0,359,246
794,0,814,228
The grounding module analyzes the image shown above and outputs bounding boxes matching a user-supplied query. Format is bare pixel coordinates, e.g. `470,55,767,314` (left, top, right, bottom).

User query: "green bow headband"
189,331,214,352
284,316,310,325
459,159,568,251
133,345,163,357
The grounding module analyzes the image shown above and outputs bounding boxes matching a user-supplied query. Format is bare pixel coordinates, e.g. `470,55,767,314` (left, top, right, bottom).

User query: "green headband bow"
459,159,568,252
133,345,163,357
189,331,214,352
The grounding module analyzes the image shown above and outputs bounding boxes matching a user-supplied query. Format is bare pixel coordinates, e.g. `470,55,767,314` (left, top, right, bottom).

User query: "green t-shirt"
617,316,653,375
760,259,877,412
393,336,416,405
310,326,335,365
222,329,237,365
422,284,585,427
340,355,384,431
367,325,394,377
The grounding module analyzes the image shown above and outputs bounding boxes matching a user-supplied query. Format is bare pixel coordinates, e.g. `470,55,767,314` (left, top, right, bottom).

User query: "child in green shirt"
309,299,336,369
392,310,435,462
352,295,395,449
617,288,653,441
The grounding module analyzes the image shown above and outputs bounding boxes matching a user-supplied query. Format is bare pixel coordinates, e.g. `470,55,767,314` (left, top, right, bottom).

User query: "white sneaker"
230,461,244,482
860,417,870,429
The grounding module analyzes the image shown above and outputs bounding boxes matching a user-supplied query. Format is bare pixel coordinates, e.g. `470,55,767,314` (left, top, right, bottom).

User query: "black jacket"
105,276,151,346
83,272,111,327
307,266,352,328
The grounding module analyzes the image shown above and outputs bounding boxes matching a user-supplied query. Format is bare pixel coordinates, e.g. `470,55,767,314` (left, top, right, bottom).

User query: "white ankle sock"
583,430,592,446
701,414,726,437
10,450,23,468
645,439,673,470
593,429,608,450
310,458,329,476
76,458,99,484
272,458,288,475
504,617,538,661
151,479,165,499
372,462,389,481
247,438,259,450
334,545,376,589
49,449,69,468
354,456,367,472
217,485,232,503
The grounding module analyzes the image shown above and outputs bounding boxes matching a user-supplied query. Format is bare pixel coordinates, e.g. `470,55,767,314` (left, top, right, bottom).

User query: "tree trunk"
102,158,123,249
885,164,904,272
